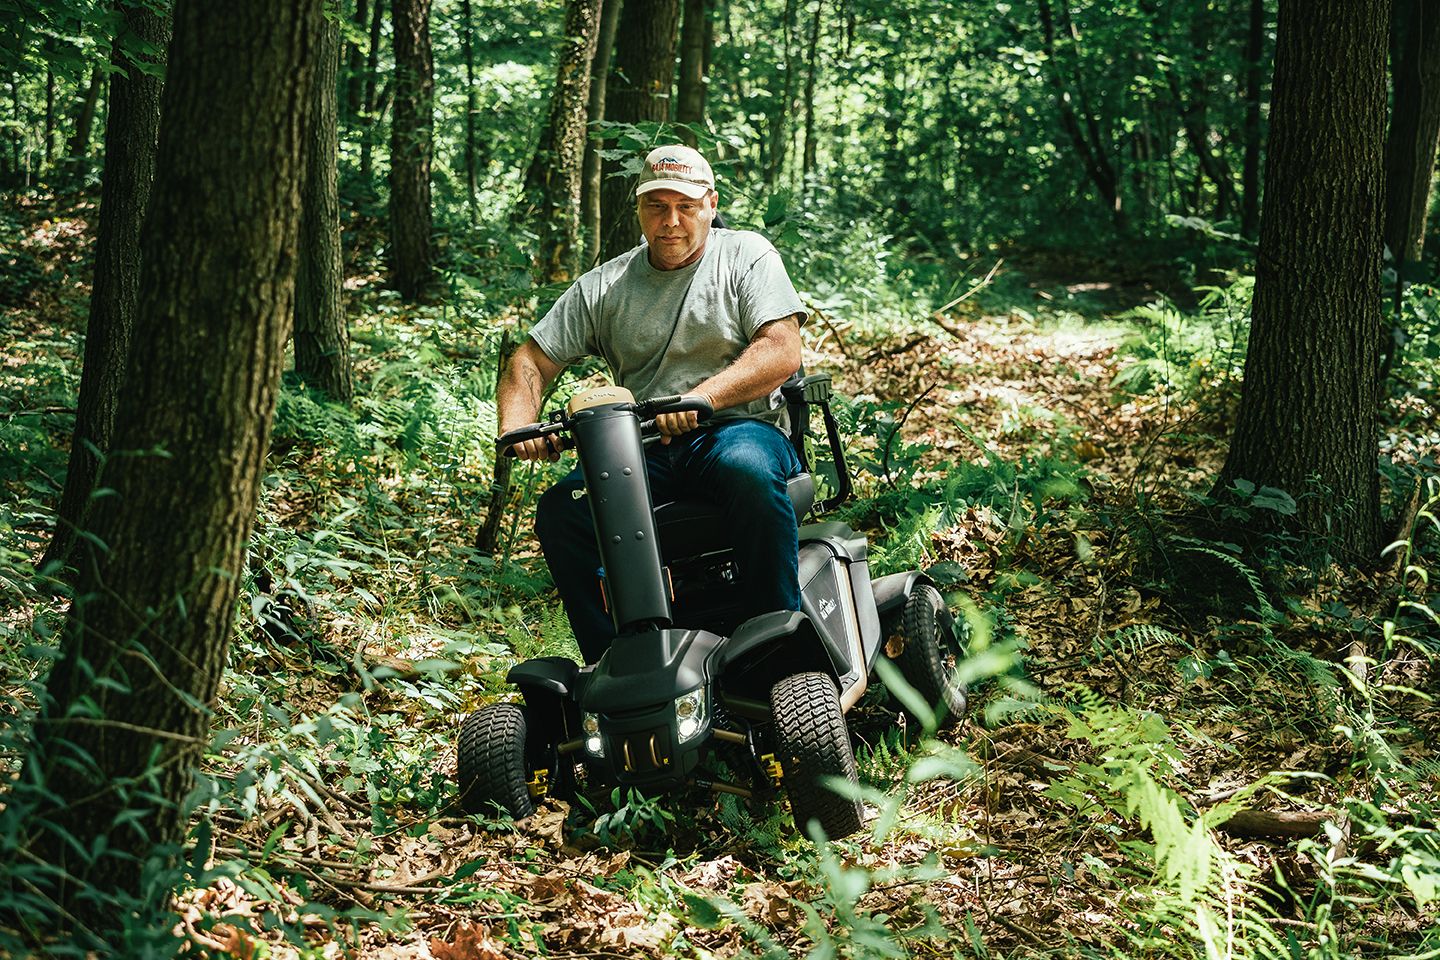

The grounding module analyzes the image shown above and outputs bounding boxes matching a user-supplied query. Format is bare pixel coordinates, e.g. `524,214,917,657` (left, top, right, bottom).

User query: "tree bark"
516,0,603,286
41,1,171,579
1214,0,1388,561
1241,0,1266,239
295,10,353,400
598,0,680,262
676,0,709,143
582,0,624,267
17,0,318,933
389,0,434,299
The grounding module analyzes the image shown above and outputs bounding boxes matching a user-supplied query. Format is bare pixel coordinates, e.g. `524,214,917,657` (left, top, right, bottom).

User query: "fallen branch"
1216,809,1333,840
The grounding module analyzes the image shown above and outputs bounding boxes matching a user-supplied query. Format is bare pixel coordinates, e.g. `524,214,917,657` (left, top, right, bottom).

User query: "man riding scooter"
498,144,809,663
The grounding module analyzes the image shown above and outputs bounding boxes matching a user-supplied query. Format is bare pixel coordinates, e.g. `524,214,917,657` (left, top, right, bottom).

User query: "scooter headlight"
582,712,604,757
674,688,708,744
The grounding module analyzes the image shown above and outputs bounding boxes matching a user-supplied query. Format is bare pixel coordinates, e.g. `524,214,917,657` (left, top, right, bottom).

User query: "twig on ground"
930,259,1003,338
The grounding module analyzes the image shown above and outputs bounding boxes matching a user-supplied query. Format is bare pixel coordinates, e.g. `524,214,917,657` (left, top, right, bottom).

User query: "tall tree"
389,0,433,299
41,0,171,578
597,0,680,262
295,6,353,400
514,0,603,285
1216,0,1388,560
13,0,319,932
676,0,710,142
1383,0,1440,269
581,0,624,267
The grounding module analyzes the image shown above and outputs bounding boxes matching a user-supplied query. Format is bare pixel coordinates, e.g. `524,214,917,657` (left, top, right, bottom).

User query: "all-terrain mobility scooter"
457,375,967,839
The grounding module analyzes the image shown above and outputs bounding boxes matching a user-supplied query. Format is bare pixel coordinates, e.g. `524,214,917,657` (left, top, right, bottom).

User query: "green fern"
1174,541,1277,621
1095,622,1188,660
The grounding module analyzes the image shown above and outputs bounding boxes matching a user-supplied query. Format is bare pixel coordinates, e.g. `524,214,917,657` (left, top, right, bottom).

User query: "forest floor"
2,199,1438,958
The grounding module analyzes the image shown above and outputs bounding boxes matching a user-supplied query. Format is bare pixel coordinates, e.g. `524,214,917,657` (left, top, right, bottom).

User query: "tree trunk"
1381,0,1440,381
1383,0,1440,265
389,0,434,299
1241,0,1266,238
1214,0,1388,561
17,0,318,933
582,0,623,267
460,0,480,221
800,0,822,181
295,10,353,400
41,2,170,579
64,69,102,181
515,0,603,286
360,0,386,180
598,0,680,262
676,0,709,143
1036,0,1125,228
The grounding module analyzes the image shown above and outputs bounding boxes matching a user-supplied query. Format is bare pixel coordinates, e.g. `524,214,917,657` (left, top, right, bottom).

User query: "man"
497,144,808,663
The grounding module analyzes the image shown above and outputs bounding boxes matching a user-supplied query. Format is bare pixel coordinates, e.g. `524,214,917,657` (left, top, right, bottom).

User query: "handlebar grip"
641,394,714,420
497,421,566,458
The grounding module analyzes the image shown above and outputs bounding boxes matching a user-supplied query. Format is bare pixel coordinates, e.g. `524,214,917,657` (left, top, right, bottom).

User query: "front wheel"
457,704,544,818
893,583,968,728
770,672,864,840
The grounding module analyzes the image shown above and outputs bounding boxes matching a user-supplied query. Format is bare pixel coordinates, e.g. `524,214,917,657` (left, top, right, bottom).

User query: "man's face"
637,188,717,270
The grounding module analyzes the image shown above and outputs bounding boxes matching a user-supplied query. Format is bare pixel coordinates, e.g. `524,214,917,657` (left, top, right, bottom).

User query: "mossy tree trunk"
41,1,171,579
515,0,602,286
16,0,319,932
1215,0,1388,561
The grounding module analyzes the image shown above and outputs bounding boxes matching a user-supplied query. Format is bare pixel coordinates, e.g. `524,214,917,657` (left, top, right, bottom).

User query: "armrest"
781,373,832,405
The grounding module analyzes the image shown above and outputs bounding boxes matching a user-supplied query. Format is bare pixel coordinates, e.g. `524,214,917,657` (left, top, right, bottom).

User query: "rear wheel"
457,704,543,818
894,583,968,728
770,672,864,840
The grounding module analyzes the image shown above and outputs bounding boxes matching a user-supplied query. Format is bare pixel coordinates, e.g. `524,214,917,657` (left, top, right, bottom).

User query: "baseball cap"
635,145,715,199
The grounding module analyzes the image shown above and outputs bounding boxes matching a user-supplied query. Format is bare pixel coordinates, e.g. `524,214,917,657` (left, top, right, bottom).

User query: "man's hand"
508,433,569,461
654,392,714,444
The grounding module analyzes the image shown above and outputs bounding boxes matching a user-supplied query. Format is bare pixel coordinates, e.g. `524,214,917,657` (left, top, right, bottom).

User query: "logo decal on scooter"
817,598,836,620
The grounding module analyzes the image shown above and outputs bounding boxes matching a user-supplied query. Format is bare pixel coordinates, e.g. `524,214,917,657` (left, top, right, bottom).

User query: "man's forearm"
498,340,561,432
692,316,803,411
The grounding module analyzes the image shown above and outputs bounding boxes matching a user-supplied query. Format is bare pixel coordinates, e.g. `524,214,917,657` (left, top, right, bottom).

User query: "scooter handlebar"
497,394,713,456
632,393,714,421
496,420,569,458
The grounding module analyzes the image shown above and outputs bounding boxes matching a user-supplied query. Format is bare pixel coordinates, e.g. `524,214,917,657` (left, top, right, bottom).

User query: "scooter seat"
655,473,815,560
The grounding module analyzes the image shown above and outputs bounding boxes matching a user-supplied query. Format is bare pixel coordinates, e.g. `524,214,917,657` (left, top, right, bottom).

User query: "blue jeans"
535,418,803,662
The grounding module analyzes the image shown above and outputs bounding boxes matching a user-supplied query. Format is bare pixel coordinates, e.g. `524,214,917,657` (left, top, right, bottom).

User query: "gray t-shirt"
529,228,807,428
